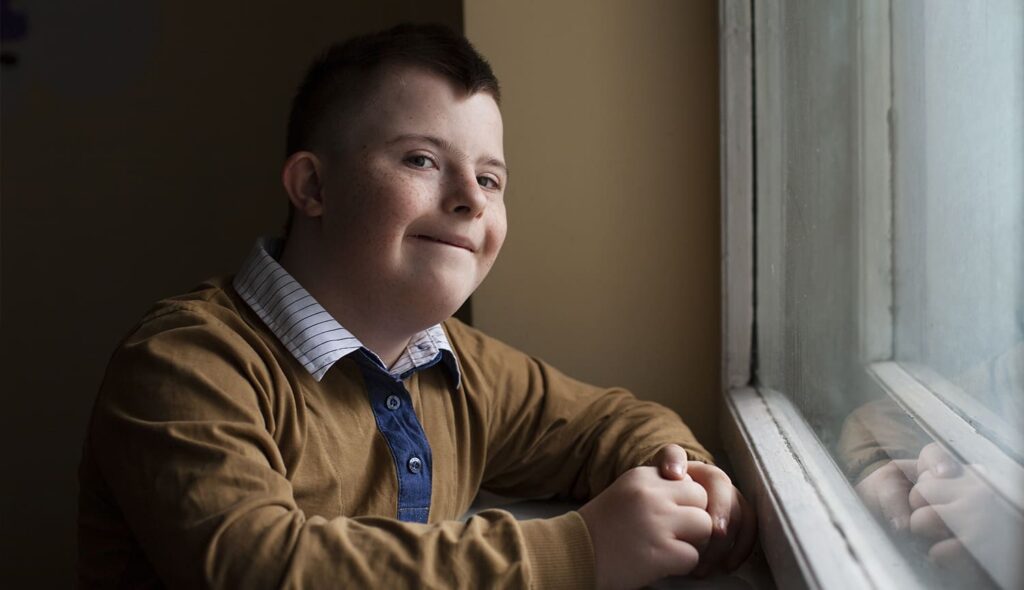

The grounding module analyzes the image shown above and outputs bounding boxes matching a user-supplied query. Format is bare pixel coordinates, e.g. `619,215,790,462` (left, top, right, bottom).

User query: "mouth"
411,234,476,253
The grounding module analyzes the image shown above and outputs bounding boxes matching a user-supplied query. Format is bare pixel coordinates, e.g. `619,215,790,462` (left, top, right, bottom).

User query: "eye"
477,175,501,190
405,154,437,169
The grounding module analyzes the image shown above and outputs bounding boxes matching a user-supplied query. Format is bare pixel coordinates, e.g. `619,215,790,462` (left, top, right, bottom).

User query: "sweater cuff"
518,511,595,590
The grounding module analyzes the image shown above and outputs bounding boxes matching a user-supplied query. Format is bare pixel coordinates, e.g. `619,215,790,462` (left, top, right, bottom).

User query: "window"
720,1,1023,588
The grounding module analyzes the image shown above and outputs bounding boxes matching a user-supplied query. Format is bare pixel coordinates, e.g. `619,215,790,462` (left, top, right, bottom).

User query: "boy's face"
316,65,508,328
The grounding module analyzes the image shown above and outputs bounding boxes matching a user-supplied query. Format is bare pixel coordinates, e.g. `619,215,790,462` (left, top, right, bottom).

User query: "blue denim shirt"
354,349,460,523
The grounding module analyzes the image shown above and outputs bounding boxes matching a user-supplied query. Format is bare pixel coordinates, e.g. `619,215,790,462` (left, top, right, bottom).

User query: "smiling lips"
412,234,476,252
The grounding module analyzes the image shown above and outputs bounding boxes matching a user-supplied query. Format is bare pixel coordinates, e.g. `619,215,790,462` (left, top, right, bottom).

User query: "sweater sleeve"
443,319,713,502
837,398,931,484
82,306,590,589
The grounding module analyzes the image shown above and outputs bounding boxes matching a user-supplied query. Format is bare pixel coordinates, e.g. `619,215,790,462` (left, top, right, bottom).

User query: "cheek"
487,209,508,258
353,173,427,240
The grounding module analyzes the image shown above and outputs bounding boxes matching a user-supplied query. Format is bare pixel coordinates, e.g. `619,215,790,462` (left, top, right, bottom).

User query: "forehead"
342,64,504,153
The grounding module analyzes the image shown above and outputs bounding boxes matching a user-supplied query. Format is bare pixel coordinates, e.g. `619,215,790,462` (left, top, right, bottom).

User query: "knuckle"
693,482,709,509
909,506,935,534
697,508,715,539
711,468,730,485
623,478,653,504
703,508,715,530
628,486,649,505
676,542,701,574
620,466,648,489
679,507,714,544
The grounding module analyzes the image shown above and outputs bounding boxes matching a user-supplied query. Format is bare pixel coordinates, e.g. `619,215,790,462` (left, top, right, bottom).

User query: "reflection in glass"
839,400,1023,588
752,1,1023,587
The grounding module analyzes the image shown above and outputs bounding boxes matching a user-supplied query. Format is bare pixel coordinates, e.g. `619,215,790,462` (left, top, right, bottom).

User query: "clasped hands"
578,444,757,590
855,442,1016,573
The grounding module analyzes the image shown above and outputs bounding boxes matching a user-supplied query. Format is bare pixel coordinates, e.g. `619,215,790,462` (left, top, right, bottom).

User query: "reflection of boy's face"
317,65,507,327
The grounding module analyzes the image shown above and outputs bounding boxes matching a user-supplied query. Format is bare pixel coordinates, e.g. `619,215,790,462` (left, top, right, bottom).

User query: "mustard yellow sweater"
78,277,712,588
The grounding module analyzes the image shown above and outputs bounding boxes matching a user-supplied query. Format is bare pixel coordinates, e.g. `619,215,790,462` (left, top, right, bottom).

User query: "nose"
444,169,487,217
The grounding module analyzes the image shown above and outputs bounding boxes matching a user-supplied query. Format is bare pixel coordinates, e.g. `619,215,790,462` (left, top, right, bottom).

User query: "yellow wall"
465,1,722,447
0,2,460,584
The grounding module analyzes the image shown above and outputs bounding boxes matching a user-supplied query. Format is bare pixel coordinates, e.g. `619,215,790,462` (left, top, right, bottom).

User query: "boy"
78,24,754,589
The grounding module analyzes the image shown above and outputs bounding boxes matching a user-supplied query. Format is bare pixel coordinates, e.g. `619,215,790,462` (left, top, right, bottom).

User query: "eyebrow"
387,133,510,180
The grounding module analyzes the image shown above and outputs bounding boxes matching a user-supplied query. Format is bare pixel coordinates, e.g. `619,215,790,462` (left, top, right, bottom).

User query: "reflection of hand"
857,442,1022,586
648,445,757,576
909,441,1024,590
854,459,919,533
909,443,983,567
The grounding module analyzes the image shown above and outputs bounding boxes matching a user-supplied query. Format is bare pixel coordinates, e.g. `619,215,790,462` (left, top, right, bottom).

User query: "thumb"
650,444,689,480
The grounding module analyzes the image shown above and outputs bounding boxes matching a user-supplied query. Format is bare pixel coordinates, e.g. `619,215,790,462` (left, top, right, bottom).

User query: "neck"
278,234,415,369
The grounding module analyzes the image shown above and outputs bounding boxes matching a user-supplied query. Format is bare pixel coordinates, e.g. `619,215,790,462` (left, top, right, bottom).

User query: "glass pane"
891,1,1024,450
753,1,1023,588
754,0,867,440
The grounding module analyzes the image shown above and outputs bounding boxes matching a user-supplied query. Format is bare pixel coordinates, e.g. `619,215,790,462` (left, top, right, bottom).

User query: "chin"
402,266,481,320
401,287,467,324
426,270,476,298
438,291,473,320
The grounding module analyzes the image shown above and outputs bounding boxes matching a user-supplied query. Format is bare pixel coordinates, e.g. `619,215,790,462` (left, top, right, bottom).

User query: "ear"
282,151,326,218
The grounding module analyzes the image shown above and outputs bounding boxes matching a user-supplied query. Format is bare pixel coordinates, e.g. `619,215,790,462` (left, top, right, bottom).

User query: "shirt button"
407,456,422,474
385,395,401,410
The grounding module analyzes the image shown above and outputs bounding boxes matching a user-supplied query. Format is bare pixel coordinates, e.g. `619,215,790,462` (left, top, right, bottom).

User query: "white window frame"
718,1,1023,588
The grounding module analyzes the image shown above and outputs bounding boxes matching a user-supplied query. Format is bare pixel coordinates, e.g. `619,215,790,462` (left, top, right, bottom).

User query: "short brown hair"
285,23,501,158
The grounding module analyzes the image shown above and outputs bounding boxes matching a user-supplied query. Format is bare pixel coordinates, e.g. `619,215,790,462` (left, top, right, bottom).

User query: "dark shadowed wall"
0,2,461,584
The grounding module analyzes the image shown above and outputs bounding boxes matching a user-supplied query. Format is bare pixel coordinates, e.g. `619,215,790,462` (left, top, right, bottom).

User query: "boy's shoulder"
98,276,288,413
132,276,244,327
116,275,267,360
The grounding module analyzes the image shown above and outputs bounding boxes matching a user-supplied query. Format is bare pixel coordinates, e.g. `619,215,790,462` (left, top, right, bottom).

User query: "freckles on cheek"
374,168,427,209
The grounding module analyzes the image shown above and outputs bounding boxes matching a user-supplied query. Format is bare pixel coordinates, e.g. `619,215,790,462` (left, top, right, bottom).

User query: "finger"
691,500,737,578
908,483,927,512
658,539,702,578
910,473,964,508
918,442,962,478
928,537,966,564
854,464,893,515
909,505,953,542
669,506,714,551
726,492,757,570
909,470,938,511
687,463,733,533
651,444,689,480
665,479,708,510
877,472,914,532
891,458,920,483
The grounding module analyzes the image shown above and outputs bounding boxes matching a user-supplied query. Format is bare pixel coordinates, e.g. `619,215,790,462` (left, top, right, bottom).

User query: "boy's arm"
444,318,712,499
81,310,593,589
838,398,931,484
444,319,755,580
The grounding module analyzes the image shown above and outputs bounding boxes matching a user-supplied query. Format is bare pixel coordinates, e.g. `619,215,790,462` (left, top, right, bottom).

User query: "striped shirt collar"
232,237,461,386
